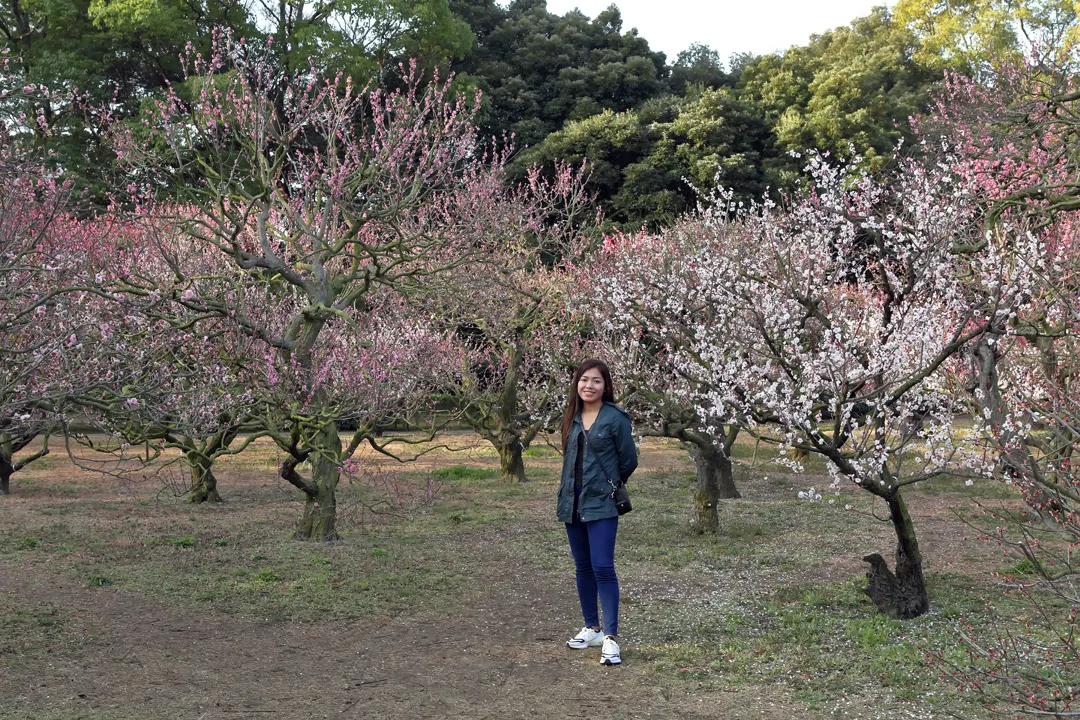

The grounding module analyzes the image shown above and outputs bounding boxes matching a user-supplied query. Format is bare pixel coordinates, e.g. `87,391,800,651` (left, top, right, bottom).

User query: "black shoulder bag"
581,429,632,515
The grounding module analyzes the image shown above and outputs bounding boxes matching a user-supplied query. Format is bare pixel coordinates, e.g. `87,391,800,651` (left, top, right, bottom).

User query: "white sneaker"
566,627,604,649
600,635,621,665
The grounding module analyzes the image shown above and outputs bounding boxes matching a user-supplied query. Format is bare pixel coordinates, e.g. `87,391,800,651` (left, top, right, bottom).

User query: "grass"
907,474,1020,500
523,444,561,458
617,573,1003,717
9,518,471,622
0,593,96,720
431,464,502,481
0,596,78,665
0,433,1056,719
492,453,1030,719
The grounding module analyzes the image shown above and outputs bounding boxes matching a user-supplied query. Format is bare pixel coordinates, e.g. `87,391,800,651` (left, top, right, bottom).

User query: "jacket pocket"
584,480,609,499
589,428,615,452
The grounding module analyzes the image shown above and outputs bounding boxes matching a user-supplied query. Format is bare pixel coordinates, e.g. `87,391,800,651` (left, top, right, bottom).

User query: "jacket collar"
574,401,608,431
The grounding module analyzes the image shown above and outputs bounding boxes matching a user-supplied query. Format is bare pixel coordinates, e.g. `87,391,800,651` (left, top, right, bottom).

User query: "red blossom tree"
414,160,597,481
0,181,90,494
100,34,575,538
0,53,136,495
920,61,1080,716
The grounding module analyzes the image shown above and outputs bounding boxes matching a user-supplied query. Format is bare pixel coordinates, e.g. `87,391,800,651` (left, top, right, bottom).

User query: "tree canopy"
449,0,668,149
3,0,1065,226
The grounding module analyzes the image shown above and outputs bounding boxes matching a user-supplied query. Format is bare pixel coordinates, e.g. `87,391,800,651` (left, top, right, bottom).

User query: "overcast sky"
543,0,894,61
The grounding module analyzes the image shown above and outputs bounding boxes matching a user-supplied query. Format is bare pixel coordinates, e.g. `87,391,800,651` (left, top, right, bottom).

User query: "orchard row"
2,35,1078,714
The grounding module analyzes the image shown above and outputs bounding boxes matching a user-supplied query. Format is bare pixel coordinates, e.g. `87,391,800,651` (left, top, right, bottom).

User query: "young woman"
556,359,638,666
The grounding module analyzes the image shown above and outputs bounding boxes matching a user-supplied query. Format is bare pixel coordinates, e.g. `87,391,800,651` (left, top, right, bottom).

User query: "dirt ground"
0,436,1009,720
0,540,803,720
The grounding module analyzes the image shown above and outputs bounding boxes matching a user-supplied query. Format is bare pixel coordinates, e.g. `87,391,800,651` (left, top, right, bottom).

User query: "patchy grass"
0,433,1049,720
3,504,470,623
908,474,1020,500
617,573,1002,718
0,712,165,720
0,595,82,669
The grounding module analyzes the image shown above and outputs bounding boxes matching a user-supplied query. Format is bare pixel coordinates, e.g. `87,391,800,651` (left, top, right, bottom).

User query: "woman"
556,359,638,666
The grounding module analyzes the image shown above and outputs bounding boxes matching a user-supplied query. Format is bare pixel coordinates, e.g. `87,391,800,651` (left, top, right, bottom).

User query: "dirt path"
1,548,807,720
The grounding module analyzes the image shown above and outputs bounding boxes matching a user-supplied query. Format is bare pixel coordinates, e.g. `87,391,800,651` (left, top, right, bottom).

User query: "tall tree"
0,57,126,495
518,109,650,224
1,1,474,201
523,88,768,228
449,0,667,148
614,87,767,225
0,0,255,198
669,42,729,95
738,7,943,186
893,0,1077,78
240,0,472,80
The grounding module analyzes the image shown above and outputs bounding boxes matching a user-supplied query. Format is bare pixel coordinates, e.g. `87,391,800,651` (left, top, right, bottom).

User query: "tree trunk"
689,440,741,533
0,438,14,496
862,490,928,619
0,458,11,496
494,344,527,483
0,431,48,496
968,331,1062,511
186,453,222,504
293,423,341,541
497,438,527,483
969,333,1025,474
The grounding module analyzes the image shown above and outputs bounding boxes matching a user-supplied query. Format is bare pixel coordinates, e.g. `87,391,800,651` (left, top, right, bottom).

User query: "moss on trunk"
293,423,342,541
688,438,740,534
187,457,223,504
497,439,527,483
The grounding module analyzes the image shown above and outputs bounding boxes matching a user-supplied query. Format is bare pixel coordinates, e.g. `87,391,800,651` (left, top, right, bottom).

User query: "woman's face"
577,367,605,405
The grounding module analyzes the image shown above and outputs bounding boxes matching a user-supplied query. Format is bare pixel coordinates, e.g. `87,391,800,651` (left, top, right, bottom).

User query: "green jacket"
557,402,638,523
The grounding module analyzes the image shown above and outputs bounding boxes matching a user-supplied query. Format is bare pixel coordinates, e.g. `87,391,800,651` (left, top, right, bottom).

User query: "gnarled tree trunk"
295,476,339,541
497,437,527,483
681,428,741,534
862,490,928,619
494,344,529,482
293,423,342,541
186,453,222,504
688,442,740,533
0,434,14,496
182,432,235,504
0,430,49,496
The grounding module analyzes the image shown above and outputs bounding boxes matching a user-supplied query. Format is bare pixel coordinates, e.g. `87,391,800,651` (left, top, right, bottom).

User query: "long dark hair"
560,359,616,452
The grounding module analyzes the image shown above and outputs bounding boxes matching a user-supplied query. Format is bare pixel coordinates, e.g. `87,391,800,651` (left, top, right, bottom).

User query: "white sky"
543,0,895,61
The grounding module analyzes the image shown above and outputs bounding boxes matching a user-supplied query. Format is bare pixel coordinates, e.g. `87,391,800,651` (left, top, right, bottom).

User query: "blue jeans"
565,516,619,637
